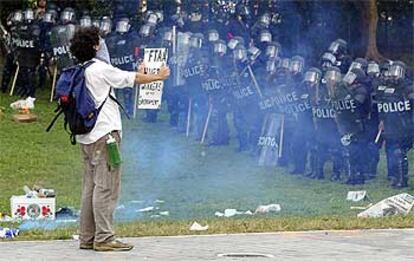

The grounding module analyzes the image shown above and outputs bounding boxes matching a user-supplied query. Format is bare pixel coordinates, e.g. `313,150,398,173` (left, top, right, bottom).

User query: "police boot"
392,156,409,189
344,160,356,185
310,159,324,180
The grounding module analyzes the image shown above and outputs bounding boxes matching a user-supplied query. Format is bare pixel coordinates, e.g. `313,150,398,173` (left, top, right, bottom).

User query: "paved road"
1,229,413,261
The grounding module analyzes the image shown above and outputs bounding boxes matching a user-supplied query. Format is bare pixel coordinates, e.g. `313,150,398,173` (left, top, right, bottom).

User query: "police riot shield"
50,23,75,70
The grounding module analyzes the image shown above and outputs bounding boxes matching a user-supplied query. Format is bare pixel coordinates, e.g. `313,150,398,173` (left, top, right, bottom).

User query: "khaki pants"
79,131,121,244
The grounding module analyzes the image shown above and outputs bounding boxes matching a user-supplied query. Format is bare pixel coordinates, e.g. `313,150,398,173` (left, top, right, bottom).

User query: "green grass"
1,89,414,241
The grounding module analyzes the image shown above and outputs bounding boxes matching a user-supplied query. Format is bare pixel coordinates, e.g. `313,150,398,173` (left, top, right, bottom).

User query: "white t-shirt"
76,58,136,144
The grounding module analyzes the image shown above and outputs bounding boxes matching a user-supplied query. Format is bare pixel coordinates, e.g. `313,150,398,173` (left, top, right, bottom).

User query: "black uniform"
49,22,75,71
331,81,370,184
291,80,315,175
106,30,140,116
15,21,41,97
376,78,414,188
310,83,342,180
1,19,19,93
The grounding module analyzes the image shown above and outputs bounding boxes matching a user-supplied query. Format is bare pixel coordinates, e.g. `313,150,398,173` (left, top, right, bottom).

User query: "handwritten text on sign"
138,48,168,109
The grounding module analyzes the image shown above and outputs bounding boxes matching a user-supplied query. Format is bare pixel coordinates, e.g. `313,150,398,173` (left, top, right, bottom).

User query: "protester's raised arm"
134,65,170,84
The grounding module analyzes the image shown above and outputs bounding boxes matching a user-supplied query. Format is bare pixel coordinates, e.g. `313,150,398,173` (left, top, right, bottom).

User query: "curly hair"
70,27,100,63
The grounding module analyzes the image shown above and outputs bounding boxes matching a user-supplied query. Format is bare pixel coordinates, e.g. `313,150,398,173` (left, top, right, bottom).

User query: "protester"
69,26,170,251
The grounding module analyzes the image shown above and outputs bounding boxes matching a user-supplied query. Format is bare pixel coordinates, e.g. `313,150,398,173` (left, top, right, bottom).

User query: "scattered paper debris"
10,97,35,110
224,209,240,217
137,206,154,213
255,204,281,214
347,191,368,202
72,235,79,241
215,211,224,217
350,204,373,210
159,211,169,216
358,193,414,218
130,200,144,204
0,227,19,239
190,222,208,231
244,210,253,215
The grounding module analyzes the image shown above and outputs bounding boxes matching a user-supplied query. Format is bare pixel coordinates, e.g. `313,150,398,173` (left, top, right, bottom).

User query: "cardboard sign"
138,48,168,110
346,191,367,202
358,193,414,218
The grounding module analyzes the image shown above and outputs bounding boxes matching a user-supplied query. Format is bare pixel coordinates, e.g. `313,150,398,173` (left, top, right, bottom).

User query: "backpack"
46,61,127,144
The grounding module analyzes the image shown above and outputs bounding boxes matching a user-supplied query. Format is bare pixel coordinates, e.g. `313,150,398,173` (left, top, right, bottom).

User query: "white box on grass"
10,196,55,220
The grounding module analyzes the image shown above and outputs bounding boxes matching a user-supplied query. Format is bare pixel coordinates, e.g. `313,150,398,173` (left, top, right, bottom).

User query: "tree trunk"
363,0,386,62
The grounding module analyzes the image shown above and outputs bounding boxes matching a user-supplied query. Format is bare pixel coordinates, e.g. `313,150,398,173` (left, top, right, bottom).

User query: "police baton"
9,62,19,96
200,96,213,145
246,65,263,98
50,61,58,102
374,121,384,144
186,98,192,137
278,114,285,158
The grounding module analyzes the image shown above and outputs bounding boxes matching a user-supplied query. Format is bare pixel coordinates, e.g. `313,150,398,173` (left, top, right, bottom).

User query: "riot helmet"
162,30,173,44
146,11,159,25
92,18,100,28
190,33,204,49
177,31,192,46
248,45,261,61
266,42,281,60
328,38,347,55
61,7,76,24
323,67,342,83
349,58,368,72
139,23,154,38
343,68,366,86
233,44,247,61
389,61,406,80
228,36,244,50
259,30,272,44
321,52,337,70
155,10,164,23
44,9,58,24
23,8,35,23
266,59,278,75
79,15,92,28
258,13,271,28
99,17,112,36
213,39,227,55
304,67,322,85
279,58,291,71
116,18,130,34
207,29,219,42
367,61,380,78
12,10,23,24
290,55,305,74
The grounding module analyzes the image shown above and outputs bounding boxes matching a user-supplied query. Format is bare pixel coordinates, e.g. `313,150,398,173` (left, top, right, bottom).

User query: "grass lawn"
0,89,414,240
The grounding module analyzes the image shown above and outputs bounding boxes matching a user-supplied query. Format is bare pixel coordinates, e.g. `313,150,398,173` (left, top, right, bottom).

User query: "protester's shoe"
79,242,94,250
94,240,134,252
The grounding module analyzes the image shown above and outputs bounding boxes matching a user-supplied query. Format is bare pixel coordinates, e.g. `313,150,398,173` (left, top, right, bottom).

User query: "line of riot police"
1,2,412,189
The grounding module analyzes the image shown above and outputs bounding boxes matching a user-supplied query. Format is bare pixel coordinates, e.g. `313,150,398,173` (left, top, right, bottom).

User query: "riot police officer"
49,7,76,71
331,68,370,185
310,67,342,180
15,8,42,98
376,61,414,188
106,18,140,116
1,10,22,93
